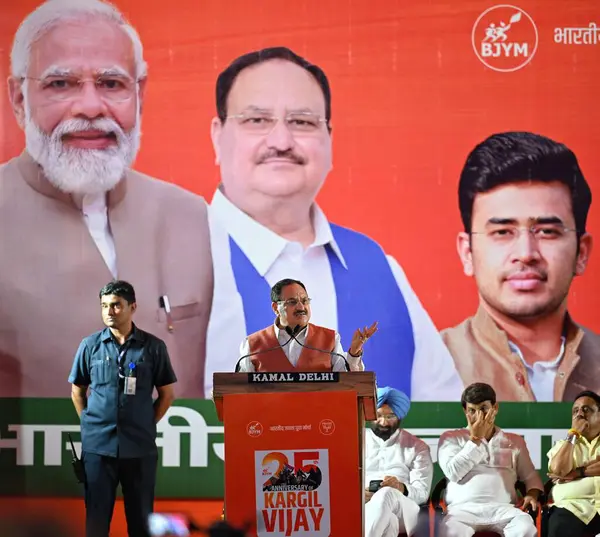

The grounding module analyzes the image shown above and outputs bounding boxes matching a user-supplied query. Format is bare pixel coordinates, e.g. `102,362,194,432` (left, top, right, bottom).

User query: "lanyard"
117,341,132,379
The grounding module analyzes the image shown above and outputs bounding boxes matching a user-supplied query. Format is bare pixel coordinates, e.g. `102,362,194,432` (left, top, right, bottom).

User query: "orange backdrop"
1,0,599,331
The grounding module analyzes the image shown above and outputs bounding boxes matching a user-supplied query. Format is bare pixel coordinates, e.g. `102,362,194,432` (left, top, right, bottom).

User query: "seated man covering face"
437,383,542,537
365,387,433,537
236,278,377,372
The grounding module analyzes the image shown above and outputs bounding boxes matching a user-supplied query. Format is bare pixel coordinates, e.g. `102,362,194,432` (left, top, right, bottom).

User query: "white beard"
24,100,141,195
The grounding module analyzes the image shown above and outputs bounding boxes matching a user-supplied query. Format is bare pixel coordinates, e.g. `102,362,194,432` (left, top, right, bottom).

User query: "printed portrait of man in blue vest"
204,46,463,401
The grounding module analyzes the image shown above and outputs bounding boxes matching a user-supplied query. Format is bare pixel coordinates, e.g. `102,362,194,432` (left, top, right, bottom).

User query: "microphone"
234,331,296,372
284,325,302,337
287,324,302,336
285,325,350,372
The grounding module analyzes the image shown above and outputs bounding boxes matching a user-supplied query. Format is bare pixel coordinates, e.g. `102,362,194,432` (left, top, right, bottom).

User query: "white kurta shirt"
437,428,543,507
205,188,464,400
237,323,363,372
78,192,117,278
365,428,433,506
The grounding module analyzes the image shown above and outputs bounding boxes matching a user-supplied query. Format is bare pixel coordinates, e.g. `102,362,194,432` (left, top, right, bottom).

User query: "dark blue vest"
228,223,415,395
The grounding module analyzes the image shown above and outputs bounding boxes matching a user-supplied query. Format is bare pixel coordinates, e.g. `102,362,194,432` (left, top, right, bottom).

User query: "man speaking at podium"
236,278,377,372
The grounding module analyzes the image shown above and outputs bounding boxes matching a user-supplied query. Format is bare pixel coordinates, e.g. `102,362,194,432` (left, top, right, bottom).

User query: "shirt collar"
274,321,309,343
508,337,566,371
579,434,600,450
368,427,401,446
484,426,502,444
77,192,109,215
101,323,143,343
210,187,347,276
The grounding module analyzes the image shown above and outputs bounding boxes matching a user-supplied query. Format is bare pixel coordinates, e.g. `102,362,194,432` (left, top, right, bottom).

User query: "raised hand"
349,321,379,356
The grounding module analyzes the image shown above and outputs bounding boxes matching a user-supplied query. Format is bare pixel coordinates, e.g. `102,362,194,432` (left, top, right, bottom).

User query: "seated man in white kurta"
365,387,433,537
437,382,543,537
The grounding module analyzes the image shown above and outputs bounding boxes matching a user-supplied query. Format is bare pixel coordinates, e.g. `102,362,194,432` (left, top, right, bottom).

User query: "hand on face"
571,397,600,439
572,416,590,435
468,407,496,439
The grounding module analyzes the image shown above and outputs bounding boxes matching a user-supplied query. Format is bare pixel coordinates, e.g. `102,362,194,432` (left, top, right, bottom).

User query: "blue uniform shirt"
68,324,177,458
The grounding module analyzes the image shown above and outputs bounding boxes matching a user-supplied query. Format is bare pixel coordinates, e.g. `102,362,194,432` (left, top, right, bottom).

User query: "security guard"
69,280,177,537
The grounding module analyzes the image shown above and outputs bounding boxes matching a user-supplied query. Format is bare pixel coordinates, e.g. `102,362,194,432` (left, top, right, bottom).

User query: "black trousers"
548,507,600,537
83,451,158,537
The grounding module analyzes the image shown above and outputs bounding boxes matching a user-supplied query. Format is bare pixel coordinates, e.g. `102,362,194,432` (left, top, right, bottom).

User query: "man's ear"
137,76,147,115
575,233,592,276
8,76,26,128
457,231,474,276
210,117,223,165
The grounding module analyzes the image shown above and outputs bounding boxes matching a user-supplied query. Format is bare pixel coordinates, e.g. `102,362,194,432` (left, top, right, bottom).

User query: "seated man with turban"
365,387,433,537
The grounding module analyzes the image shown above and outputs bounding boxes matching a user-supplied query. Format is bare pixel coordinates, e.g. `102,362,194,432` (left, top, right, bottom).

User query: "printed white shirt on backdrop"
508,337,565,402
205,188,464,400
79,193,117,278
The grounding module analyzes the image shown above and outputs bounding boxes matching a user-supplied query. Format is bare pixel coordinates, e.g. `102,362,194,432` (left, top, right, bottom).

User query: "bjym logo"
472,5,538,72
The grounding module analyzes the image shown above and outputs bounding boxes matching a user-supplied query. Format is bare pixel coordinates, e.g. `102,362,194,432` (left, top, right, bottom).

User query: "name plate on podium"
248,372,340,383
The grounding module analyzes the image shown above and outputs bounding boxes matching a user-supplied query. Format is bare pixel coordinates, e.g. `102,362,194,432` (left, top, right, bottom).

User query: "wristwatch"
577,466,586,478
566,429,580,445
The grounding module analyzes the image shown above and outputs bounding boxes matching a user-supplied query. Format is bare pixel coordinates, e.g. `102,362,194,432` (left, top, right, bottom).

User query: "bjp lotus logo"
319,419,335,436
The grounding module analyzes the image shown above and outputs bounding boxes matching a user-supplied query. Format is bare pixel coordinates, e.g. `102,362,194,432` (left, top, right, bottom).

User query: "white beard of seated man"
365,387,433,537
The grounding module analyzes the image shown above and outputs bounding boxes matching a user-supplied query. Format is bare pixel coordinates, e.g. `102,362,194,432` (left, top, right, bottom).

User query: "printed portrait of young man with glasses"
441,131,599,402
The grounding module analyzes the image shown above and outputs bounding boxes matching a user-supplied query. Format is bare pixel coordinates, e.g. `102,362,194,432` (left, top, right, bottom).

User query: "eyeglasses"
226,111,327,135
278,297,312,307
23,75,137,102
471,224,578,244
572,405,596,416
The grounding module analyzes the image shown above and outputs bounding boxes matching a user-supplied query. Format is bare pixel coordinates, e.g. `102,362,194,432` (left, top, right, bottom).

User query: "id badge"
124,376,137,395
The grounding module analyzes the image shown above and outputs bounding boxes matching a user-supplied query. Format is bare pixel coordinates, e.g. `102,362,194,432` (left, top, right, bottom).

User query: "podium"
213,371,377,537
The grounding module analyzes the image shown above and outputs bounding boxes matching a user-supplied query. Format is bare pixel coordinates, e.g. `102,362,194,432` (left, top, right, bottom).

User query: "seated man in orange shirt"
236,278,377,372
